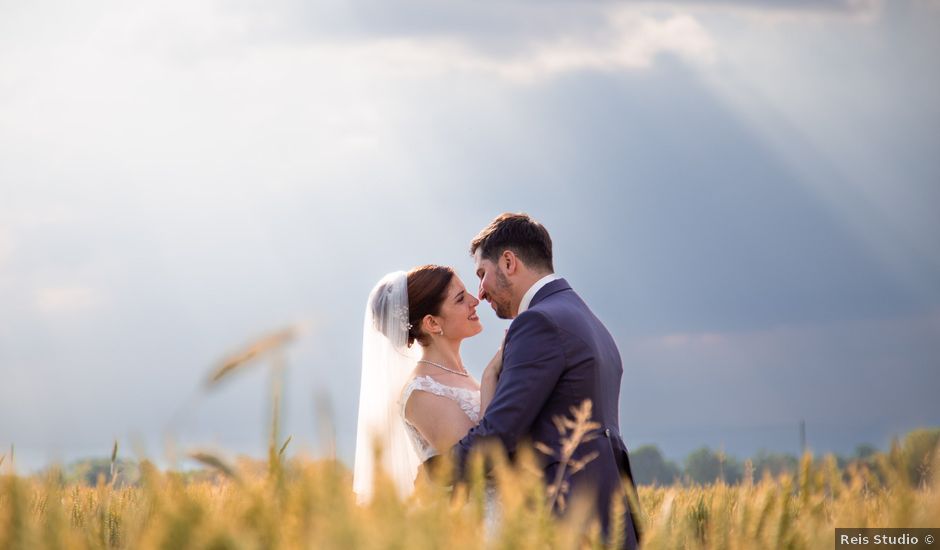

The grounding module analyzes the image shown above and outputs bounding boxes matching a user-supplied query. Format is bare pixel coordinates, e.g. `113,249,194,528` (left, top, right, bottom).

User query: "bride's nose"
469,294,480,307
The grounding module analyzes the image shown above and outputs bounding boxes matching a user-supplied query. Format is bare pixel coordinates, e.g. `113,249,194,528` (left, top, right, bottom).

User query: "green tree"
900,428,940,487
751,451,798,478
684,447,742,484
60,458,141,487
854,444,878,460
630,445,680,486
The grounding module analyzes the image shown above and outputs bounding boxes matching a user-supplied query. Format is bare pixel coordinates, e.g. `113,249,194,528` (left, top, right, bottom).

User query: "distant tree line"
32,427,939,489
629,427,940,486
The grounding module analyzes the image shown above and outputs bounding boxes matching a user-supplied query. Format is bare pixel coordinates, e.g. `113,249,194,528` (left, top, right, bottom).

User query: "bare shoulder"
403,384,476,451
403,386,463,421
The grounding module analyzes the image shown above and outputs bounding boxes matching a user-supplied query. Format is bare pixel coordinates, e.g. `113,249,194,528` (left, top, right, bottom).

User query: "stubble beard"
495,302,513,319
493,271,514,319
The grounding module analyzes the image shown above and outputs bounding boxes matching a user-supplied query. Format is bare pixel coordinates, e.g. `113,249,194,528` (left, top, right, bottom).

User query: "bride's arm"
405,392,476,452
479,335,505,416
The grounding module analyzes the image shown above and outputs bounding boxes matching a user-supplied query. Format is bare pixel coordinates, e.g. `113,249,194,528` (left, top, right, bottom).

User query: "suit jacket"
451,278,640,548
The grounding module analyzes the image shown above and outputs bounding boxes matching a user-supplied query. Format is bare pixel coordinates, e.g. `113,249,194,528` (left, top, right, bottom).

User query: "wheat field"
1,439,938,550
3,333,937,548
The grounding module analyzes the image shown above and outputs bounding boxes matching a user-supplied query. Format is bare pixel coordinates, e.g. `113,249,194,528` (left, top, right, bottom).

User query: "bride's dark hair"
406,265,454,347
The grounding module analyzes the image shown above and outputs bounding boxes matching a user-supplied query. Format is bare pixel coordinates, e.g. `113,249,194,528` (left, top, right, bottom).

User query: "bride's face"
434,276,483,339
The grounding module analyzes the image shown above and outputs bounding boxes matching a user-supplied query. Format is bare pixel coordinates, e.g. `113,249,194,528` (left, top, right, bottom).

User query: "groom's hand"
419,454,456,488
483,330,507,382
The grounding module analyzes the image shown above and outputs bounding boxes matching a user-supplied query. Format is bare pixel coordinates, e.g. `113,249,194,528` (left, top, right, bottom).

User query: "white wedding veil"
353,271,422,502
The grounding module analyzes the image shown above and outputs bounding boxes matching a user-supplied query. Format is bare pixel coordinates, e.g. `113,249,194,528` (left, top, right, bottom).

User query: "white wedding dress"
400,374,482,460
399,374,500,533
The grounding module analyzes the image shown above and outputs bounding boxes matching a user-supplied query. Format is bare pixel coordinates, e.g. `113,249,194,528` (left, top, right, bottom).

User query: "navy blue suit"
452,278,640,548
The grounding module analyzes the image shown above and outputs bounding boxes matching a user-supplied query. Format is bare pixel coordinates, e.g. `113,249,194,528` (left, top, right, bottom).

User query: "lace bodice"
400,375,481,461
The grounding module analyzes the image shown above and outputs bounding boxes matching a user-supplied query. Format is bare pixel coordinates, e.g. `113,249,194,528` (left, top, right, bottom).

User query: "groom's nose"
478,285,488,301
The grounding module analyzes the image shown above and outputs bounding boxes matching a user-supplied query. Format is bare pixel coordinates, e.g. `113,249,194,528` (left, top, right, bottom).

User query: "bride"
353,265,502,501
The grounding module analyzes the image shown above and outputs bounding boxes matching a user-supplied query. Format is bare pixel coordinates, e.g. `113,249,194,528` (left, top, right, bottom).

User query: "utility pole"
800,419,807,455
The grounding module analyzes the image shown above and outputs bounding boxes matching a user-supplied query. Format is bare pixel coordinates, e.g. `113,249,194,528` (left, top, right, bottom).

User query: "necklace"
417,359,469,377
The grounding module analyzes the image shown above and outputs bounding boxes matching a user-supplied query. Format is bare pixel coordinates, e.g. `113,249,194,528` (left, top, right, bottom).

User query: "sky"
1,0,939,470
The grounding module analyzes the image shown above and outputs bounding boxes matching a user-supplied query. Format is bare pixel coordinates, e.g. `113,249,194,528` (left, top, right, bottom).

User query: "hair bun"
368,273,411,349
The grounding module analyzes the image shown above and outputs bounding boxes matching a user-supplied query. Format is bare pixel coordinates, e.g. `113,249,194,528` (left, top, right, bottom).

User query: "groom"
446,212,641,548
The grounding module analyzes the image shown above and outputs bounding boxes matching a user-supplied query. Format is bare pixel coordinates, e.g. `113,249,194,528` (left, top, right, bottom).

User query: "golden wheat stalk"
205,325,298,387
188,450,243,484
109,439,119,486
536,399,601,512
278,435,292,459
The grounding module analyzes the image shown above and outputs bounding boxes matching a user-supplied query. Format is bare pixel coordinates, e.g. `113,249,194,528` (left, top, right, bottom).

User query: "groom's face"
474,249,515,319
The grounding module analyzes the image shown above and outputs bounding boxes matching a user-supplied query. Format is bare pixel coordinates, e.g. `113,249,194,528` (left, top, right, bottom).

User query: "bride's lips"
468,310,479,321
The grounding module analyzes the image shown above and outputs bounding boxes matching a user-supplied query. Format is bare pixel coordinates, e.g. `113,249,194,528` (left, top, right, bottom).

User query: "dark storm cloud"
2,0,937,470
379,60,937,334
224,0,877,53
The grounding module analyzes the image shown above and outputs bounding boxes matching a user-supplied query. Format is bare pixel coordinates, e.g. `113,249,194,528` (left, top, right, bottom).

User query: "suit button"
604,428,611,438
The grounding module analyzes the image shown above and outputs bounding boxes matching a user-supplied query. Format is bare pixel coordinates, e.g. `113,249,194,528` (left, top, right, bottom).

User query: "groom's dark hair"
470,213,554,273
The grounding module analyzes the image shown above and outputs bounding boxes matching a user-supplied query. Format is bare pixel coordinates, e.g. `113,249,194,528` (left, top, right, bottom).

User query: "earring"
438,329,445,336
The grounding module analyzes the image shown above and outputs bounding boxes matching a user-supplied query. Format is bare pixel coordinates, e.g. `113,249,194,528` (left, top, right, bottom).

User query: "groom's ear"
501,250,519,276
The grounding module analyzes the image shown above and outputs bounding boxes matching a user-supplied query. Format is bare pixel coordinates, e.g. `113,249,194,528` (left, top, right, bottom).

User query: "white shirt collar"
517,274,561,315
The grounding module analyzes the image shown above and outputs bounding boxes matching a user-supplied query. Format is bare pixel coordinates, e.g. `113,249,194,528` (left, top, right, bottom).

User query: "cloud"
623,311,940,427
35,287,102,314
482,11,716,80
27,2,717,82
210,5,718,80
248,0,882,45
321,11,716,83
0,226,11,267
642,0,883,22
1,0,936,470
654,0,878,10
3,206,79,228
2,0,882,96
